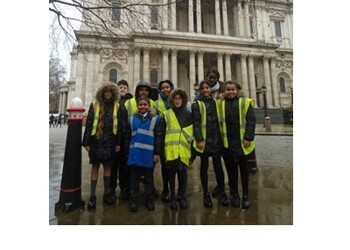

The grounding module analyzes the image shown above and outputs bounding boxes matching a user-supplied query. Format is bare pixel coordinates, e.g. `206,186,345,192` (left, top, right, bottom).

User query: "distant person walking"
49,114,54,128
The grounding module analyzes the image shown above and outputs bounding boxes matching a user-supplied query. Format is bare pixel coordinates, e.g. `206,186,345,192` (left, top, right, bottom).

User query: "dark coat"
224,96,256,159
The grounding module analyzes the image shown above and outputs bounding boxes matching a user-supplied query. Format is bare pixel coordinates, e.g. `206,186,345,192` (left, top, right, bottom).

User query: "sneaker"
146,200,155,211
161,190,170,203
170,199,178,210
203,192,213,208
242,195,250,209
129,200,138,212
219,192,229,206
230,194,241,207
179,198,188,209
103,193,114,205
87,196,97,209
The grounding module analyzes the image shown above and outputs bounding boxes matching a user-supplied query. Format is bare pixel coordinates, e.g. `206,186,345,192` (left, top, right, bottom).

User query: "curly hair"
168,88,188,109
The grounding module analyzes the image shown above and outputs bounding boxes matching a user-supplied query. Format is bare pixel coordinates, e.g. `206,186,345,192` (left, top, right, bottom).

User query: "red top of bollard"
67,97,85,121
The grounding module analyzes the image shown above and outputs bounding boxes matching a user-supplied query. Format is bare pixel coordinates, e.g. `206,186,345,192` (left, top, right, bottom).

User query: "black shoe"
121,189,130,201
146,200,155,211
176,194,182,201
170,199,178,210
212,186,219,199
179,198,187,209
87,196,96,209
230,194,241,207
203,192,213,208
153,188,160,199
129,200,138,212
242,195,250,209
103,193,114,205
161,190,170,203
219,192,229,206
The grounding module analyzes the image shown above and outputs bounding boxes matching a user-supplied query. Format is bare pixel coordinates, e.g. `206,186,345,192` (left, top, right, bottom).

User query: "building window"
150,6,158,29
275,21,282,38
109,69,117,83
150,69,158,84
112,3,121,22
279,77,286,92
249,17,254,35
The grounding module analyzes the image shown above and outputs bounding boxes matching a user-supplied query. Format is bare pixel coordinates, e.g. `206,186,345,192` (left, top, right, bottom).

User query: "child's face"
137,100,150,114
173,94,183,108
200,83,211,97
225,84,238,99
138,86,149,97
207,73,218,86
160,83,172,97
103,90,112,100
118,85,128,96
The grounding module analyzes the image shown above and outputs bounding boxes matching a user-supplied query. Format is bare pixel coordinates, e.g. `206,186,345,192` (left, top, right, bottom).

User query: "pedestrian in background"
218,81,256,209
161,89,193,210
108,79,133,200
192,80,229,208
123,96,162,212
154,79,174,203
82,82,120,209
206,69,224,99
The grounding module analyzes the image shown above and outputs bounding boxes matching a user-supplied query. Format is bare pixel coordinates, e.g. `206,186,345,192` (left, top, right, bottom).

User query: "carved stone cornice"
276,60,292,70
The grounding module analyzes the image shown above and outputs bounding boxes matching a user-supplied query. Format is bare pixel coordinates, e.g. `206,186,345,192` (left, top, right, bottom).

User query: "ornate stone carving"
276,60,293,71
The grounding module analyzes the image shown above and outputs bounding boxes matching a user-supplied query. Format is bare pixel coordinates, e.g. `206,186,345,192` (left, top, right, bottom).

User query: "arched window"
150,69,158,84
109,69,117,83
279,77,286,92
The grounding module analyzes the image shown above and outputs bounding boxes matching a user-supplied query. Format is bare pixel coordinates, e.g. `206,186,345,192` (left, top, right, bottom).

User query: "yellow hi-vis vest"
218,97,255,155
164,109,194,166
91,101,119,136
125,98,155,117
154,98,167,116
193,99,221,153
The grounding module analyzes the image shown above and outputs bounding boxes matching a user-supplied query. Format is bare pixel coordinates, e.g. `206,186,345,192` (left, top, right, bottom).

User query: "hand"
154,154,160,163
115,145,121,152
243,139,251,148
84,146,90,152
197,141,205,150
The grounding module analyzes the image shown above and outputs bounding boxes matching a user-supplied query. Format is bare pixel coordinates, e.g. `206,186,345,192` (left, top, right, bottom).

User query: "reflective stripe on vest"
91,101,119,136
193,99,220,153
218,97,255,155
164,109,193,166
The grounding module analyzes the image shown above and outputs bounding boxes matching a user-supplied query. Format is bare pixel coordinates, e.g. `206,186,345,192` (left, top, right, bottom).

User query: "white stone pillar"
270,56,279,108
171,49,178,88
225,53,232,81
188,0,194,32
240,54,249,95
162,48,169,79
244,1,250,37
162,0,168,30
133,47,141,93
128,48,134,87
263,56,273,108
143,48,150,82
237,1,244,37
248,54,257,105
196,0,202,33
236,57,241,83
217,52,224,82
197,50,204,81
215,0,221,35
170,0,176,31
233,1,238,37
189,50,196,100
59,92,63,113
63,92,68,114
222,0,229,36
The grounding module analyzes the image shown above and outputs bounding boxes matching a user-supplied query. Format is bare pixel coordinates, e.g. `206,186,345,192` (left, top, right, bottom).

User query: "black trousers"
223,154,249,196
168,169,187,200
109,153,128,192
200,155,225,194
129,166,154,201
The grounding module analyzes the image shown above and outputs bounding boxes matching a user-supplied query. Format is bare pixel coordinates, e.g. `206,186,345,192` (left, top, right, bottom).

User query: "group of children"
82,71,256,212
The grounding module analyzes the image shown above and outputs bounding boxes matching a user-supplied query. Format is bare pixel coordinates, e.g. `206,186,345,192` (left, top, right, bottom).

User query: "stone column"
240,54,249,95
237,1,244,37
63,92,68,114
162,0,168,30
189,0,194,32
222,0,229,36
170,0,176,30
244,0,250,37
233,1,238,37
162,48,169,79
236,56,241,83
215,0,221,35
171,49,178,88
197,50,204,81
263,56,273,108
189,50,196,99
128,48,134,88
217,52,224,82
196,0,202,33
133,47,141,93
225,53,232,81
143,48,150,82
58,92,63,113
270,56,279,108
248,54,257,105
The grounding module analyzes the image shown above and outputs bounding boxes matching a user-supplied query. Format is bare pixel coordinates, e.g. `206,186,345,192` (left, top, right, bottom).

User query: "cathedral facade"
58,0,293,113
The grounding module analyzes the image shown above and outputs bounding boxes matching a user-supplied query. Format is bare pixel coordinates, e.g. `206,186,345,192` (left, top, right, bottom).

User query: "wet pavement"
49,125,293,225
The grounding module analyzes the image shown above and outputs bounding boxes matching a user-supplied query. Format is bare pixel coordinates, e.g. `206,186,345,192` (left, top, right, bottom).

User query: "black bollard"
55,97,85,213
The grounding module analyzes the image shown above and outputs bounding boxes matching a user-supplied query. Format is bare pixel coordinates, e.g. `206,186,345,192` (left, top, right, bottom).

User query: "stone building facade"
59,0,293,113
